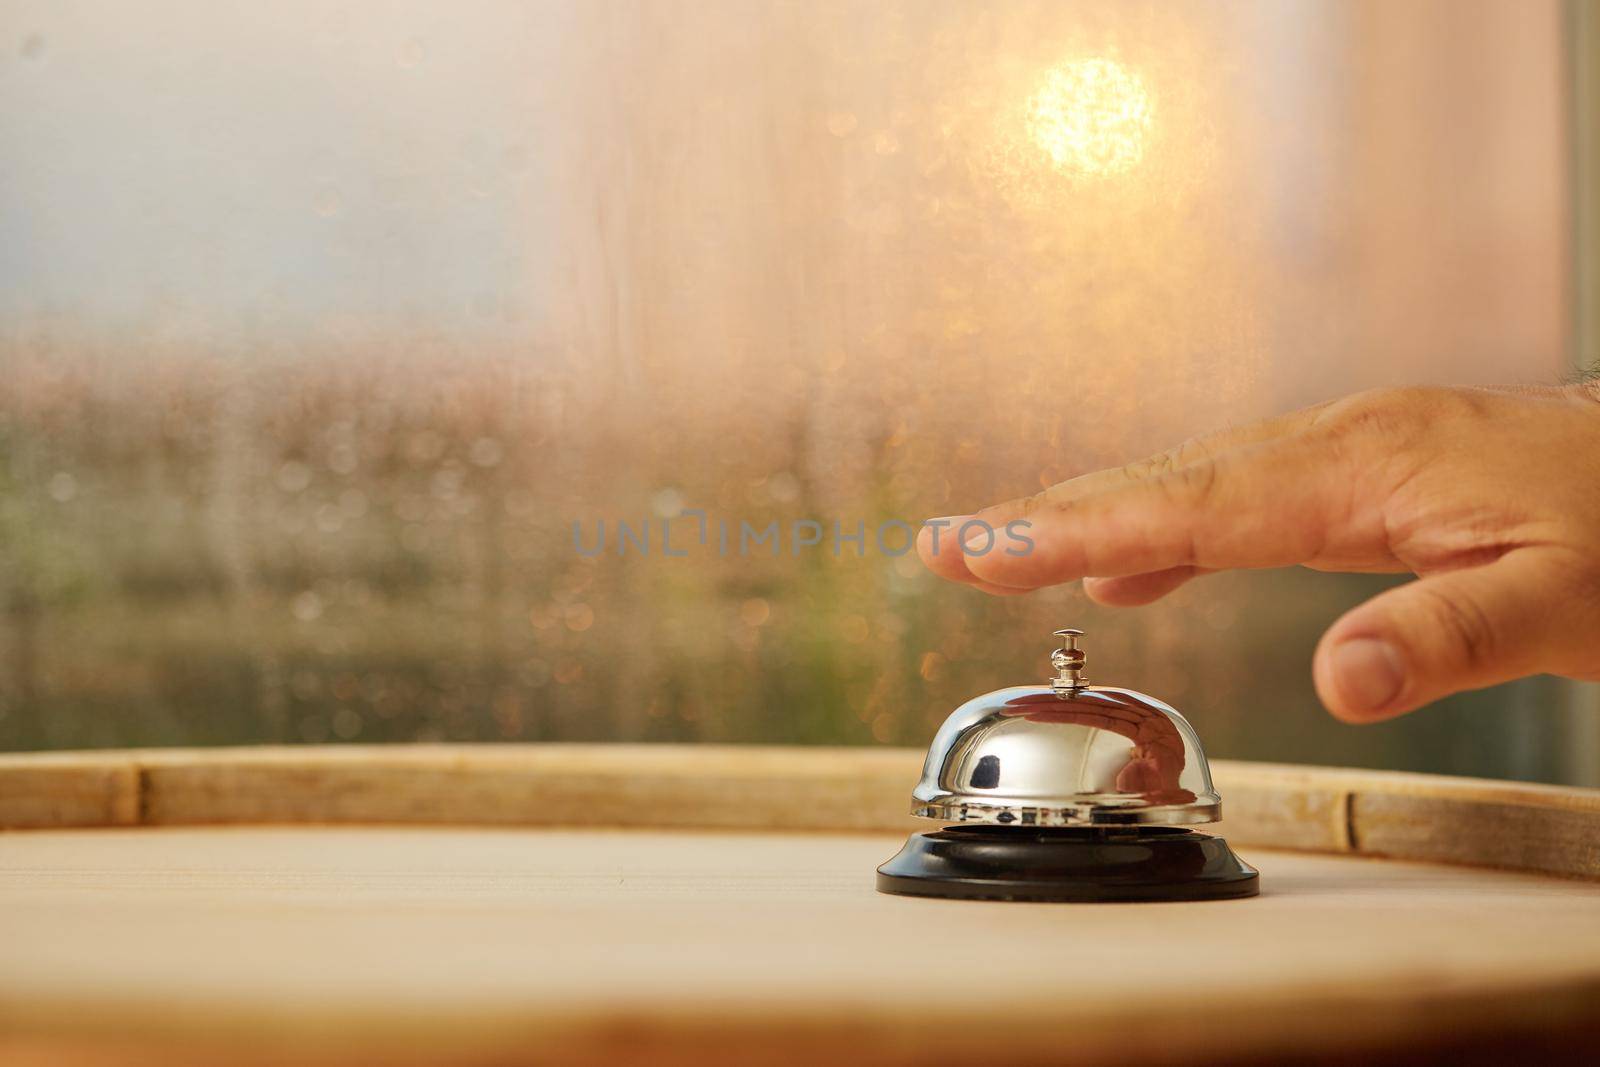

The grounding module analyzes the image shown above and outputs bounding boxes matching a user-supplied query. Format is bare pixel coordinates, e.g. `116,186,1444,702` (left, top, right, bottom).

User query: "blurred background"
2,0,1597,783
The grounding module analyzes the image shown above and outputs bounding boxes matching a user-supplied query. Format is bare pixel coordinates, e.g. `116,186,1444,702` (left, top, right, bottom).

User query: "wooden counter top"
1,744,1597,1066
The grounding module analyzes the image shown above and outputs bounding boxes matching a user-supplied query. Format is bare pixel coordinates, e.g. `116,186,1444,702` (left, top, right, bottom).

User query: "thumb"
1312,550,1592,723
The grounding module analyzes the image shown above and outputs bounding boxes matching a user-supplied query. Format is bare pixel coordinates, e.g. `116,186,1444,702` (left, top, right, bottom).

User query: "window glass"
1,1,1585,783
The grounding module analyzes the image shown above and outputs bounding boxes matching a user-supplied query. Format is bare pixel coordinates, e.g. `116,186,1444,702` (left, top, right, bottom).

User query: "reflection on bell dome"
910,631,1220,826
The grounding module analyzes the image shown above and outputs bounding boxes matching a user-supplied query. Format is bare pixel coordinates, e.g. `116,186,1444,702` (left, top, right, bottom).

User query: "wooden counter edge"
1,744,1596,878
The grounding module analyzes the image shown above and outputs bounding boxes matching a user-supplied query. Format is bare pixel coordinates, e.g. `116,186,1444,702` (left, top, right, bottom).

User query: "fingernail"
961,521,997,556
1331,638,1405,713
920,516,970,556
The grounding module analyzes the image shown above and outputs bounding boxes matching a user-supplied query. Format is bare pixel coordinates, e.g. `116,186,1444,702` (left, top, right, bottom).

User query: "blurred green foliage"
0,348,1576,783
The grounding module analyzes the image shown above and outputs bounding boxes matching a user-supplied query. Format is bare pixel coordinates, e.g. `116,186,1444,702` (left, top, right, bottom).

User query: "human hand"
918,384,1600,722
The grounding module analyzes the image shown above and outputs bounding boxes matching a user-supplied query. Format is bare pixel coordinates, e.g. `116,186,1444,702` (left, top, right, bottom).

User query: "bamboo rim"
2,744,1597,880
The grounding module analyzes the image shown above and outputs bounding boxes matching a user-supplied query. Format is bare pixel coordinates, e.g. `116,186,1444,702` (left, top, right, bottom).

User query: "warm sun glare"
1026,58,1153,178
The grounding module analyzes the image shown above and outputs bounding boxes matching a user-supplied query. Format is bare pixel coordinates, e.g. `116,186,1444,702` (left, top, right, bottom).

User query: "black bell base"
876,825,1259,903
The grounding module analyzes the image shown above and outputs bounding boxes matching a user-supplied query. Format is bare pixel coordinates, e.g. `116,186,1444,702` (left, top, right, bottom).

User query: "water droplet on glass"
331,707,363,740
767,471,800,503
327,444,358,475
291,591,324,622
290,671,321,701
430,467,462,500
397,38,425,68
47,471,77,502
651,487,684,519
564,603,595,632
840,615,870,643
468,437,503,468
276,461,312,493
739,598,770,627
312,185,342,217
826,112,858,137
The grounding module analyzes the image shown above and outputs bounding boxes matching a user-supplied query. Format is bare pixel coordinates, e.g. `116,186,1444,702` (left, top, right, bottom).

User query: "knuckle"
1172,435,1217,468
1159,462,1219,565
1577,563,1600,611
1309,386,1485,458
1180,458,1219,503
1122,437,1212,484
1318,386,1430,429
1005,490,1052,520
1122,449,1179,483
1156,457,1219,512
1414,584,1497,671
1418,386,1495,422
1557,560,1600,673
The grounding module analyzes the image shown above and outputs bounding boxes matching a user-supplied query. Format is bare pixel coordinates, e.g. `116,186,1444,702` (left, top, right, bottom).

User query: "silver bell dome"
911,629,1221,827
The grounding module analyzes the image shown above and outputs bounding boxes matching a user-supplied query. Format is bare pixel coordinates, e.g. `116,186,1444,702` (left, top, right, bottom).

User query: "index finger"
917,404,1331,590
961,432,1371,591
